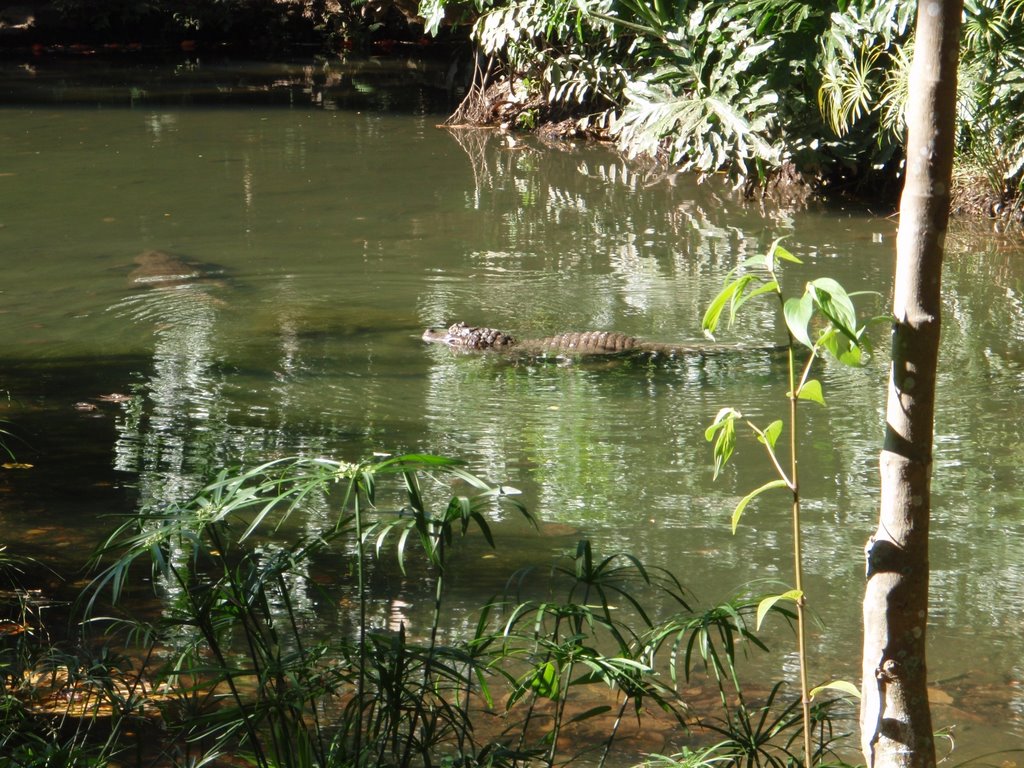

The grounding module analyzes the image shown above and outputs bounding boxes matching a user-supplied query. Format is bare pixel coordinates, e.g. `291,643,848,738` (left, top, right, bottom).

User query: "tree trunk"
860,2,963,767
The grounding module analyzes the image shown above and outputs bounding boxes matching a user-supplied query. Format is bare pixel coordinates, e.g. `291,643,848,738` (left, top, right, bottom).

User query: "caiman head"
422,321,517,350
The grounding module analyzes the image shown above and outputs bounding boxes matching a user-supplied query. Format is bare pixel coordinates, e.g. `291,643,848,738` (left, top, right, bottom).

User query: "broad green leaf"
783,292,814,349
757,419,784,448
809,278,859,342
796,379,825,405
810,680,862,700
837,342,862,366
819,327,863,367
755,589,803,630
731,478,789,533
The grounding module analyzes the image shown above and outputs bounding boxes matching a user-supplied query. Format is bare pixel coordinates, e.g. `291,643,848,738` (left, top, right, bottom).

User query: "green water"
2,58,1023,761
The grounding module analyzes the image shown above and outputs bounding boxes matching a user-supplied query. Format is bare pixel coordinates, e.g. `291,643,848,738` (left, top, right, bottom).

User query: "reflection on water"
1,57,457,114
110,254,226,498
1,60,1023,761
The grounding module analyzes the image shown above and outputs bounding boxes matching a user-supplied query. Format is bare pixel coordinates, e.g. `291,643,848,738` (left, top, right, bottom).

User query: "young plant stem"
353,488,367,764
599,695,629,768
276,569,326,765
171,549,268,768
548,637,577,768
786,341,813,768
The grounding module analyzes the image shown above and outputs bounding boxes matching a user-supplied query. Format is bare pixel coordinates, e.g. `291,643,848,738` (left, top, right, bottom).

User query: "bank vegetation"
427,0,1022,219
3,0,1021,218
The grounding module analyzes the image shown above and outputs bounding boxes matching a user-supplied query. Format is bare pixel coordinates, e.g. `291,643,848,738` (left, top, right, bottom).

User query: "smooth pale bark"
860,1,962,767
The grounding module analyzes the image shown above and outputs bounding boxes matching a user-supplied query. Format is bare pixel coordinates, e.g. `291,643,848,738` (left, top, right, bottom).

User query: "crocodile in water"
422,321,779,358
129,250,226,288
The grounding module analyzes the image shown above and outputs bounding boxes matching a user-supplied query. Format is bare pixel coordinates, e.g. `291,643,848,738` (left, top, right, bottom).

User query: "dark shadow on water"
0,55,460,114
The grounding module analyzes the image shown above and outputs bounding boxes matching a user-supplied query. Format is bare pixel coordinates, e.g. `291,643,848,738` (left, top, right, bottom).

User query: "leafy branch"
701,237,878,767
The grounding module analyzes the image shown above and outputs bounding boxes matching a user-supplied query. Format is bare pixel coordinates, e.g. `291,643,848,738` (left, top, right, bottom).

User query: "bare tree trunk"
860,2,963,767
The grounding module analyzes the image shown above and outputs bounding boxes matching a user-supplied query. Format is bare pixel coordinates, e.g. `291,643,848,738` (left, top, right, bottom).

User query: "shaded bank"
3,1,1022,221
433,0,1023,223
0,0,443,56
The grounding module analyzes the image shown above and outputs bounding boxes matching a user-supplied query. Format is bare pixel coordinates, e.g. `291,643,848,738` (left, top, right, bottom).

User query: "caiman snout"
422,327,450,344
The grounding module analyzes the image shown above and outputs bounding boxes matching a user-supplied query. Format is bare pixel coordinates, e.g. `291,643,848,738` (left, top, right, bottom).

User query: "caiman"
129,250,225,288
422,321,780,358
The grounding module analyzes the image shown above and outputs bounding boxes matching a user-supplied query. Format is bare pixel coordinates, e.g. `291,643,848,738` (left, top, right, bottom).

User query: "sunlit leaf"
796,379,825,405
732,279,780,316
530,661,559,699
731,478,789,533
773,243,802,264
756,589,803,630
810,679,862,700
702,277,747,336
819,327,863,366
837,343,862,366
727,274,757,325
783,292,814,348
809,277,859,341
757,419,784,448
706,408,740,479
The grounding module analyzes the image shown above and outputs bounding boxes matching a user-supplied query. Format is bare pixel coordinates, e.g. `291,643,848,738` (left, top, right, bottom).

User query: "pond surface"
2,58,1023,763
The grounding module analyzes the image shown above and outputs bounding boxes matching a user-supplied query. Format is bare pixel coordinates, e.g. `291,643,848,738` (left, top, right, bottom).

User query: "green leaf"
731,478,789,533
702,276,747,336
810,679,862,700
706,408,740,480
809,277,859,343
757,419,784,448
732,279,780,316
773,243,802,264
727,274,757,325
783,292,814,349
530,661,559,699
819,327,863,367
755,589,803,630
763,238,800,273
836,333,864,366
796,379,825,405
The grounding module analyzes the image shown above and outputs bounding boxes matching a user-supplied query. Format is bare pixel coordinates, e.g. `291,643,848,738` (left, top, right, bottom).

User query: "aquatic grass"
82,452,534,768
482,540,692,768
61,449,854,768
